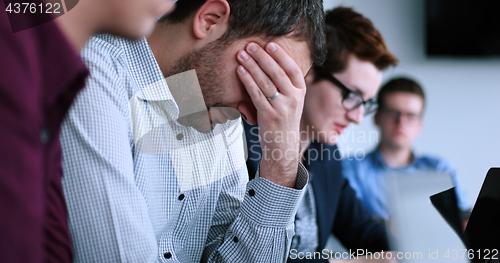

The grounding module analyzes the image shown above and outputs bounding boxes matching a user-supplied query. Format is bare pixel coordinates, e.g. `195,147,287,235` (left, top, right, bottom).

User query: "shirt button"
176,133,184,140
40,126,50,144
248,189,255,196
233,236,238,242
164,252,172,259
178,194,185,201
296,235,301,244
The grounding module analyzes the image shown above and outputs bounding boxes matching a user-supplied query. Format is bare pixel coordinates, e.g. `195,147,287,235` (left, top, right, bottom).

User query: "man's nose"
395,114,410,126
346,105,364,124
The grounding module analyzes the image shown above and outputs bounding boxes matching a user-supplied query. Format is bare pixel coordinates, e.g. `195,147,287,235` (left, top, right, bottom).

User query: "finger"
237,49,280,99
243,42,295,96
264,42,308,90
236,65,274,113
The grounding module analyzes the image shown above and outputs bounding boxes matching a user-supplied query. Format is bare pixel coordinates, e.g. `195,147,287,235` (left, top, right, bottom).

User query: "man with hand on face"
245,7,399,263
342,77,471,223
0,0,175,262
60,0,326,262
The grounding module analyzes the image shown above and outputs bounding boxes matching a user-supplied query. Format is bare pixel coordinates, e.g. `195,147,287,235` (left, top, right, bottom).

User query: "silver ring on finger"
267,91,280,101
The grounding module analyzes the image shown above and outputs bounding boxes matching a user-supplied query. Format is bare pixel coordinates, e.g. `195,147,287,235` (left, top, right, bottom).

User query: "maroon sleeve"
0,3,87,262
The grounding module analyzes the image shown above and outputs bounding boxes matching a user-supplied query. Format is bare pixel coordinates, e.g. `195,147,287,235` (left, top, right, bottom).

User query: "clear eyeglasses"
318,73,378,116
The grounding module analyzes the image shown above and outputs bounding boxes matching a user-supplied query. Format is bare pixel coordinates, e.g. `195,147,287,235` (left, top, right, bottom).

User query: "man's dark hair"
160,0,327,66
314,7,398,77
376,77,426,112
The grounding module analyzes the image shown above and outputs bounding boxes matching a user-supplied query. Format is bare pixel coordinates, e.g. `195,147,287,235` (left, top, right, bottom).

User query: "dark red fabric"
0,4,88,262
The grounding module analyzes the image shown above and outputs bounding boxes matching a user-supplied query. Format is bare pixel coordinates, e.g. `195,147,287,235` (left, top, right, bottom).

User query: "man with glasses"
342,77,471,224
245,7,399,262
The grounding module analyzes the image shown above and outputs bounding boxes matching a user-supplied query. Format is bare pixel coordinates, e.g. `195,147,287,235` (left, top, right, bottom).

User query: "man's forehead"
386,92,423,103
251,36,312,76
274,37,312,75
385,92,424,112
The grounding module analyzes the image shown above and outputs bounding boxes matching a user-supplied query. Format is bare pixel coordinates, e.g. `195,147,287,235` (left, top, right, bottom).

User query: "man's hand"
329,252,399,263
236,42,307,188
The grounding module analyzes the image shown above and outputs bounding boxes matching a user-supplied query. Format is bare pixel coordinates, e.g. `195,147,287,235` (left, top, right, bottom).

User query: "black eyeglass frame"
317,73,378,115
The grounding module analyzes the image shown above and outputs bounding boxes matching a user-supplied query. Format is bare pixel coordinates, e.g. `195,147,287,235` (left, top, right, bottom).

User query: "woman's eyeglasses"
318,73,377,116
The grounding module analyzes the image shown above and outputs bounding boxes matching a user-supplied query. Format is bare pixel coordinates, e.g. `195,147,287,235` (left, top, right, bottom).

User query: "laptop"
386,171,469,262
463,168,500,262
387,168,500,263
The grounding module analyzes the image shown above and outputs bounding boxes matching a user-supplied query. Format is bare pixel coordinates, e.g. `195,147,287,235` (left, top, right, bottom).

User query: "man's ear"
374,112,380,126
416,118,424,137
305,68,315,86
192,0,230,41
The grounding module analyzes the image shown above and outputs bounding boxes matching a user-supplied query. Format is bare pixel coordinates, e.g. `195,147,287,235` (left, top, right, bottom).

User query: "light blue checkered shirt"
342,148,470,220
61,34,308,263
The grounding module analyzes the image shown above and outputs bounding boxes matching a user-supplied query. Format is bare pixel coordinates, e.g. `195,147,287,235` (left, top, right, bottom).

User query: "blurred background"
323,0,500,205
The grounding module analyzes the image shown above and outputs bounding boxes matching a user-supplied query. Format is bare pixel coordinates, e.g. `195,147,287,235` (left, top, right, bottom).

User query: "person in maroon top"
0,0,175,262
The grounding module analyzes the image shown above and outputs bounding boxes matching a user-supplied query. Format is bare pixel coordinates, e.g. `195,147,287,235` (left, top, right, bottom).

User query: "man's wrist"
258,159,298,188
241,172,307,227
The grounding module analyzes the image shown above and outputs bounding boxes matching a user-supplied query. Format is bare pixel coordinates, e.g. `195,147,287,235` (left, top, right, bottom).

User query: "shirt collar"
135,77,180,121
373,146,417,169
123,38,215,131
122,37,180,121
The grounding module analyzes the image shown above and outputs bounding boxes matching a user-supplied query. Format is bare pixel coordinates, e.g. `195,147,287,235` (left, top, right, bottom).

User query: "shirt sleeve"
202,121,309,263
341,158,364,200
60,38,157,263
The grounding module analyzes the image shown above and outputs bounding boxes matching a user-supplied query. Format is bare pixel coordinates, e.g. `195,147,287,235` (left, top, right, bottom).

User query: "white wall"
324,0,500,204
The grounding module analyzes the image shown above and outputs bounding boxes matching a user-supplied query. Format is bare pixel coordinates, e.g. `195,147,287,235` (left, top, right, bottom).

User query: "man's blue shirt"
342,148,471,220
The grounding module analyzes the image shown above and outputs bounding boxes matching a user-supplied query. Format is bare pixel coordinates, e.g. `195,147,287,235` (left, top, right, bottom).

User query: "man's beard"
165,39,239,133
